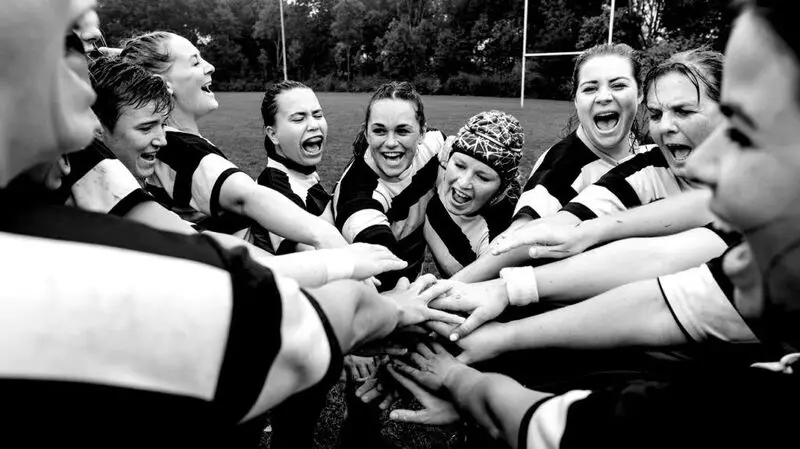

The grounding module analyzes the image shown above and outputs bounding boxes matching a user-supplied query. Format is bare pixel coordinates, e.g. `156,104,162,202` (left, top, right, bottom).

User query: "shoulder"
165,131,227,159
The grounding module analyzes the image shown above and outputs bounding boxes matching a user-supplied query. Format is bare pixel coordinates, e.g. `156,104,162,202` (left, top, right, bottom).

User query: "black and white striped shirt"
332,129,446,288
146,128,252,235
514,131,635,221
561,146,693,221
0,198,341,447
424,168,515,278
250,146,333,254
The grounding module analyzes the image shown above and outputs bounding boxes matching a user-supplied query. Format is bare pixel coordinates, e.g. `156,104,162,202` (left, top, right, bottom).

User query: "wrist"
442,363,478,395
499,266,539,306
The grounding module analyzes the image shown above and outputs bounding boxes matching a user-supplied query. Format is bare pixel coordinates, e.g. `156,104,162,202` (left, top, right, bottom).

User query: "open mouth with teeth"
594,111,620,132
302,136,324,155
450,187,473,206
141,151,158,162
666,143,693,162
380,151,406,167
201,81,213,95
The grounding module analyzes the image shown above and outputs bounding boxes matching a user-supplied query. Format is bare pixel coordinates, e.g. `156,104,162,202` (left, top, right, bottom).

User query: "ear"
153,74,174,95
265,125,279,145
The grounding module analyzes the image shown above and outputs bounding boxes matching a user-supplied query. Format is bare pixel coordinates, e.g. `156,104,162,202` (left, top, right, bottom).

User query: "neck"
745,213,800,278
576,125,631,163
266,141,316,175
167,108,200,136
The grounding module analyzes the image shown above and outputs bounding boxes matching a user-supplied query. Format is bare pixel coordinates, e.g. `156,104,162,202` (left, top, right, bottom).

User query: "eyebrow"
720,102,757,130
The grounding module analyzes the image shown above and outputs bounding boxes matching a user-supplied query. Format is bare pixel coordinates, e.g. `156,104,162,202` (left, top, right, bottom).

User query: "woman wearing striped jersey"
118,31,347,251
387,2,800,446
437,51,739,344
0,1,465,445
424,110,523,278
250,80,336,254
453,43,645,282
333,81,446,289
494,49,726,259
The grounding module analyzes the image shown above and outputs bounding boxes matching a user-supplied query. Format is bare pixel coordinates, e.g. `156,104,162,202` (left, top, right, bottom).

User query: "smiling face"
267,88,328,167
101,102,168,181
574,54,641,157
163,35,217,120
441,152,501,216
647,71,723,173
366,99,423,179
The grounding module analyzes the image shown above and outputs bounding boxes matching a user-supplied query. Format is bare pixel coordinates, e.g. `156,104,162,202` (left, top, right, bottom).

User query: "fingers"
490,233,523,255
426,321,459,339
355,377,378,398
387,362,424,396
429,296,473,313
378,390,397,410
528,244,568,260
416,342,434,358
422,308,466,326
389,408,431,424
417,281,455,304
395,277,411,290
412,273,438,293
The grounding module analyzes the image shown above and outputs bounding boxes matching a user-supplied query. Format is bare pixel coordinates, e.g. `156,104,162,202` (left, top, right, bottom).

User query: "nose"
596,85,612,103
204,60,215,75
385,133,398,148
658,111,679,134
153,127,168,147
685,124,725,186
455,174,473,190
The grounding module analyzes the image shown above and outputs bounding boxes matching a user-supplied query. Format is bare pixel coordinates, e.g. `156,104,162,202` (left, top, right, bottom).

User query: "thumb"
455,351,472,364
449,311,486,342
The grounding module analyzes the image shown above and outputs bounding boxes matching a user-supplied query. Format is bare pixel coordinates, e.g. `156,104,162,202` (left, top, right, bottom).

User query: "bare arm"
123,201,197,234
219,172,347,250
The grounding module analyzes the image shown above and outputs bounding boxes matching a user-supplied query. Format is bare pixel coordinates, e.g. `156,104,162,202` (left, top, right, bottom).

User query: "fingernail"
449,333,459,342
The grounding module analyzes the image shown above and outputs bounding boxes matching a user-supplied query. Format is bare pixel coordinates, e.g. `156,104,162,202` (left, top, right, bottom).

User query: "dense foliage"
98,0,734,98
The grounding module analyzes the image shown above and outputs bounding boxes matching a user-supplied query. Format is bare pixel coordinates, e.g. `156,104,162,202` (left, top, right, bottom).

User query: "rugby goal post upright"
520,0,616,107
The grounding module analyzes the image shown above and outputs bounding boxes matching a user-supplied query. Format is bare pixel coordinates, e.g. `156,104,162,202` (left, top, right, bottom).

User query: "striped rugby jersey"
0,198,341,447
657,224,755,344
58,139,152,215
250,144,333,254
514,131,637,221
146,128,252,235
561,146,695,221
424,167,515,278
332,129,446,288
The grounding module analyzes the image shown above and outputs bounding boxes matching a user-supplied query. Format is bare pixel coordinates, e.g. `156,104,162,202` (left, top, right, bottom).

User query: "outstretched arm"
220,172,347,250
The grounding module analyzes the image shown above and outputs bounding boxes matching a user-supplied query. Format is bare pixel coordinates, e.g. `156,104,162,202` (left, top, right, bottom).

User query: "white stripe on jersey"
0,231,232,400
526,390,592,449
67,158,143,213
342,207,391,243
659,263,758,343
189,154,240,215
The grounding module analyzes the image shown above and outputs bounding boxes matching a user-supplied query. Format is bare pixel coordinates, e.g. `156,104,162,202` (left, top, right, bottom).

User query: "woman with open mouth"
424,110,524,278
120,31,347,252
452,43,645,282
333,81,447,290
250,80,337,254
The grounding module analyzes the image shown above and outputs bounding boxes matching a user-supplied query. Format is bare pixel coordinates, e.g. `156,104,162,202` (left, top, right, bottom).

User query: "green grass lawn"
199,92,572,449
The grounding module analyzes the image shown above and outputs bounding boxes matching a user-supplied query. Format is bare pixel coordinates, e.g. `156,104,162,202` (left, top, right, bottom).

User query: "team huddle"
2,0,800,448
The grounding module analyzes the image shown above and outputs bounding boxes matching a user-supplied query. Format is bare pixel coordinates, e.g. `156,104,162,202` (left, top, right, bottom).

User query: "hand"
429,279,508,341
490,221,592,259
345,355,377,381
427,321,508,365
384,275,466,327
345,243,407,281
354,362,399,410
394,342,464,393
387,364,460,426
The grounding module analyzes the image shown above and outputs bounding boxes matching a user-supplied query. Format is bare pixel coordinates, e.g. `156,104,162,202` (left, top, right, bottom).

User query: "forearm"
537,229,727,302
592,189,714,245
309,280,398,354
504,278,688,352
124,201,197,234
445,365,551,449
222,174,342,248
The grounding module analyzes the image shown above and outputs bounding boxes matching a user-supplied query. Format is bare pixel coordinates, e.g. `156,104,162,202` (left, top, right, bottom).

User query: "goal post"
520,0,616,107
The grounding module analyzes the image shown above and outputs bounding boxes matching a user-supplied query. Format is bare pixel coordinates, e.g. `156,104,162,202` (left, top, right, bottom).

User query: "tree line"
97,0,735,99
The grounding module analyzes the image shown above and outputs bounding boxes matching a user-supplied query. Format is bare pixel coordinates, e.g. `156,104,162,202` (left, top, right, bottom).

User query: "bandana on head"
450,110,524,202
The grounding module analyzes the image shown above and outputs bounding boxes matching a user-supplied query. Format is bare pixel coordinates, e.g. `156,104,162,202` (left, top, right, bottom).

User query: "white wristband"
499,266,539,306
316,249,356,282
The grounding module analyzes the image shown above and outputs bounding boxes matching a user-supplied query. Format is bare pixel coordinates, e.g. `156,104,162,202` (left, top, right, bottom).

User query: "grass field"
199,92,573,449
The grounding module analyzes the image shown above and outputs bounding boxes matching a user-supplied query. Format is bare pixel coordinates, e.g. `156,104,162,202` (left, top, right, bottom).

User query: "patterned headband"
450,110,524,188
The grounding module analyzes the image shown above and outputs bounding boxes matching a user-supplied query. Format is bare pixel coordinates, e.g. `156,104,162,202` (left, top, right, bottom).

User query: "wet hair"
261,80,312,127
89,57,174,131
353,82,426,156
563,43,643,137
643,48,723,105
119,31,176,76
